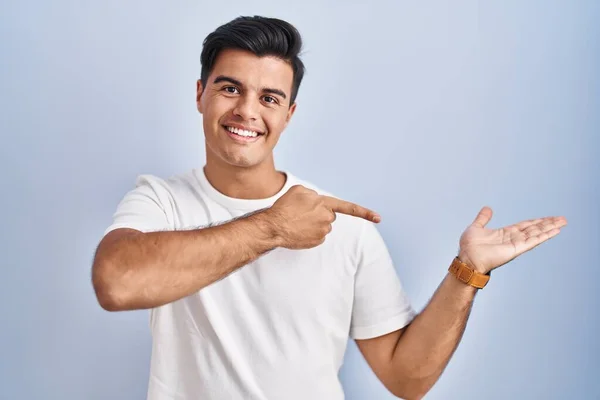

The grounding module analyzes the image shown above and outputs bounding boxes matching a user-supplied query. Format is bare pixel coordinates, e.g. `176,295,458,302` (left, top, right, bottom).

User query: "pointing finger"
322,196,380,223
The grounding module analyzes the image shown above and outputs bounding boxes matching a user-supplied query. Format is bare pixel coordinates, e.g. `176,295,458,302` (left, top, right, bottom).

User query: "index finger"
322,196,381,223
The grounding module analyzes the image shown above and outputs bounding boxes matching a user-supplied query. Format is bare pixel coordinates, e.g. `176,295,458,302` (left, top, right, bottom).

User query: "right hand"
265,185,381,249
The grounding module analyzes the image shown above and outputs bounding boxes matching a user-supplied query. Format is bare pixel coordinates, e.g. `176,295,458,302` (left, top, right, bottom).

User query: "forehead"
209,48,294,94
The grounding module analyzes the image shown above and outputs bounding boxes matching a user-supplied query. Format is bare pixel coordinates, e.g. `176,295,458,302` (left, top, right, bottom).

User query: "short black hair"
200,16,305,105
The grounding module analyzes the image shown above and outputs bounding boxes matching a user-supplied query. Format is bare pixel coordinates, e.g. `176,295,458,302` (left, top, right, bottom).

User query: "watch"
448,257,490,289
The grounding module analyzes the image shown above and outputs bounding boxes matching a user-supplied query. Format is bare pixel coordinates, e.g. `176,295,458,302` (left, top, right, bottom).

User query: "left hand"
458,207,568,274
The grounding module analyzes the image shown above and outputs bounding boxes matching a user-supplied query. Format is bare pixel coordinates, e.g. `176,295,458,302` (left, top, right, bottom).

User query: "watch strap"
448,257,490,289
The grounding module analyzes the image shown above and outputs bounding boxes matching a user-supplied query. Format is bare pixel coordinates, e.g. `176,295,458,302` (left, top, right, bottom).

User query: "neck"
203,154,286,200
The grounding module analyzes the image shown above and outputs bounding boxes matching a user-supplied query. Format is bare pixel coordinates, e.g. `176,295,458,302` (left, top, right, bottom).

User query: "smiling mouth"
223,125,264,138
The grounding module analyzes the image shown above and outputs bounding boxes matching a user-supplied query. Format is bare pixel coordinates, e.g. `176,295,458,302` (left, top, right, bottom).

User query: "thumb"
472,206,493,228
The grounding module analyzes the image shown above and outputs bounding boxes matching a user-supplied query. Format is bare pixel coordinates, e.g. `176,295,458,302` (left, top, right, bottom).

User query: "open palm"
458,207,568,274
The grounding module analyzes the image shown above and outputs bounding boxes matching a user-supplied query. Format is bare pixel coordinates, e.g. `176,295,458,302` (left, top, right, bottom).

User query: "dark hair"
200,16,305,105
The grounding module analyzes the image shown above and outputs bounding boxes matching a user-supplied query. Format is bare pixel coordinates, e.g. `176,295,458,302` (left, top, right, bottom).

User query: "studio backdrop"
1,1,598,399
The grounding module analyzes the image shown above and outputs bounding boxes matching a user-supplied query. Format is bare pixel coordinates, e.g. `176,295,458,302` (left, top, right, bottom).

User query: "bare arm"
394,274,476,398
356,272,476,400
357,210,567,399
92,210,279,311
92,185,379,312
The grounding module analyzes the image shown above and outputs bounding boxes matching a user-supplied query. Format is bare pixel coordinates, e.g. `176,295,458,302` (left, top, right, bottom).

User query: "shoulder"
131,169,200,198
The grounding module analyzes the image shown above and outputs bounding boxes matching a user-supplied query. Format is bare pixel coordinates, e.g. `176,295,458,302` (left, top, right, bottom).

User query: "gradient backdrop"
1,1,599,399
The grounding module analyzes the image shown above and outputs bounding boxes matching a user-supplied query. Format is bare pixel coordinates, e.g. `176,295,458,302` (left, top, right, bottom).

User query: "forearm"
390,272,478,399
93,211,279,311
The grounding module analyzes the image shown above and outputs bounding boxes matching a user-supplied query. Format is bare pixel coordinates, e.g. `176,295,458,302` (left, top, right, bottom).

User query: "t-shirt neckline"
193,167,294,211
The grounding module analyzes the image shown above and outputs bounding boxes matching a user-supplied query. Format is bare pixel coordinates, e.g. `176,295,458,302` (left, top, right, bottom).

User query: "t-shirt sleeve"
103,175,173,236
349,221,417,340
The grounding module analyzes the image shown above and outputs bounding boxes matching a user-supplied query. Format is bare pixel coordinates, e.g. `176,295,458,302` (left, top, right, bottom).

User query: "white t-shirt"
104,169,416,400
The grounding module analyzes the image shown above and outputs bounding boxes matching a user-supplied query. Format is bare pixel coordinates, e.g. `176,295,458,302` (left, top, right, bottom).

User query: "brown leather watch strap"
448,257,490,289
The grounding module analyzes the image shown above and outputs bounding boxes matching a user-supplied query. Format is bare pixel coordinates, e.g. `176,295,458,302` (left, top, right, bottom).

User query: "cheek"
205,97,232,124
264,112,289,136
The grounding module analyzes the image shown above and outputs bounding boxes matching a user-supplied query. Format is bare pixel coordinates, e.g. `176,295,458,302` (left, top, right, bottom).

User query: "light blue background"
1,1,598,399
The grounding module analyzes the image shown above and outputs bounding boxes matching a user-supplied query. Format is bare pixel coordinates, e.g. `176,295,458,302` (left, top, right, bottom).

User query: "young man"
92,16,567,400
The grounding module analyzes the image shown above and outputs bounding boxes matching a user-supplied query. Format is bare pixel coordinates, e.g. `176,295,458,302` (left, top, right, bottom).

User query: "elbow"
394,392,425,400
389,378,432,400
92,259,130,312
95,287,126,312
391,388,426,400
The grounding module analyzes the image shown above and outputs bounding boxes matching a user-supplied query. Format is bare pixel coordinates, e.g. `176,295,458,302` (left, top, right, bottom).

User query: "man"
92,16,567,400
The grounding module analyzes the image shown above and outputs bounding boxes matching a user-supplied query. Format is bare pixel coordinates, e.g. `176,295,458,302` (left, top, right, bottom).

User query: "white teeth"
227,126,258,137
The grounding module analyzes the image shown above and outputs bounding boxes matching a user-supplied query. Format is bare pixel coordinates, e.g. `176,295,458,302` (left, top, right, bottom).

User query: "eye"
223,86,239,94
262,95,278,104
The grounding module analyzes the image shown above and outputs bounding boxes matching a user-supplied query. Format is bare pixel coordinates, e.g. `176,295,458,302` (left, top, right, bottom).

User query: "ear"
196,79,205,114
284,102,297,128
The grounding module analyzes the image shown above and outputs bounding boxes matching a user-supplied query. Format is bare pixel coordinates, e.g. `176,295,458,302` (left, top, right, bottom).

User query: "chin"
205,137,271,169
221,152,265,168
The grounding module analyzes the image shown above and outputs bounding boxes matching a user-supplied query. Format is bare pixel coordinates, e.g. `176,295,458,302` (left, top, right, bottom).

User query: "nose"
233,94,259,121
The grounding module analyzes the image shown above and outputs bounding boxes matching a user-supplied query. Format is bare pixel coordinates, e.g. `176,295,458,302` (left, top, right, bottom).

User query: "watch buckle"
457,265,474,283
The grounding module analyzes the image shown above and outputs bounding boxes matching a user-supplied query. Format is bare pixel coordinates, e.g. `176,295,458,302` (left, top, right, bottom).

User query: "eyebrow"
213,75,287,100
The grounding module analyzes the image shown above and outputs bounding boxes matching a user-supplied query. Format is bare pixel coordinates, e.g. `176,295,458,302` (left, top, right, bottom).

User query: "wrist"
457,251,489,275
250,209,284,248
